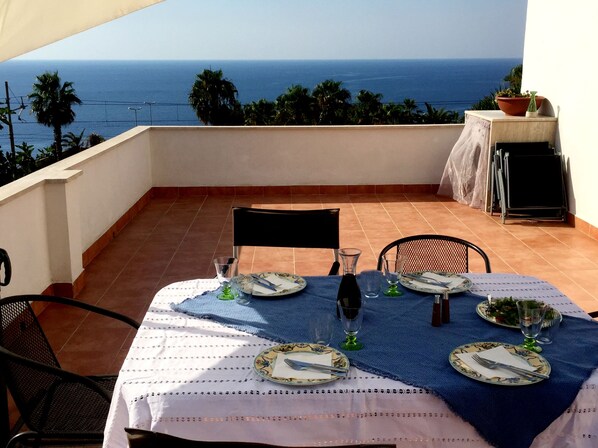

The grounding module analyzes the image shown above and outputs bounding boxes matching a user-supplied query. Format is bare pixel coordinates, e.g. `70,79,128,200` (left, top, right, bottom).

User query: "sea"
0,59,521,151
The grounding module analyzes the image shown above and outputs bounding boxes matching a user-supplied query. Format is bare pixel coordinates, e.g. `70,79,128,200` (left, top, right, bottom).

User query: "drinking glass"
231,275,252,305
382,253,406,297
213,257,238,300
339,304,364,351
359,269,382,299
537,310,561,345
308,314,335,346
516,299,547,353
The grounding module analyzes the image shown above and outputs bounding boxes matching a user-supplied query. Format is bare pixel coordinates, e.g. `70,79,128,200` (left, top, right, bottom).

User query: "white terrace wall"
0,124,462,296
149,125,463,187
523,0,598,229
69,128,153,251
0,180,52,295
0,127,154,296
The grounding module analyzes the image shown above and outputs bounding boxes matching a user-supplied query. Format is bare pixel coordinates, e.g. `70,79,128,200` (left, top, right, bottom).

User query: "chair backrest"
0,296,59,368
125,428,396,448
232,207,340,274
376,234,491,273
0,297,62,431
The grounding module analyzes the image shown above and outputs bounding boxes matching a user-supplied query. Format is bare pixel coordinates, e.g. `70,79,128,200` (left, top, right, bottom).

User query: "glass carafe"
336,248,362,319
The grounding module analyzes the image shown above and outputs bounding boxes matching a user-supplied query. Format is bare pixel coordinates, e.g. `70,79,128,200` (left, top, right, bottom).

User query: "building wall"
523,0,598,228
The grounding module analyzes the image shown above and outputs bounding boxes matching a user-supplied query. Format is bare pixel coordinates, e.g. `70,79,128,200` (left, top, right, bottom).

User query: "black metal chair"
376,234,492,273
232,207,341,275
0,294,139,448
125,428,396,448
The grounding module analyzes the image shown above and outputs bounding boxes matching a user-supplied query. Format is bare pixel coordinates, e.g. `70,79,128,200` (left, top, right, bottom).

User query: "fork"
249,274,278,291
472,354,548,380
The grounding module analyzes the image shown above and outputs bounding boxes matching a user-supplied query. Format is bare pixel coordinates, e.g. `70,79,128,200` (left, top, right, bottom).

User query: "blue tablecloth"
171,275,598,448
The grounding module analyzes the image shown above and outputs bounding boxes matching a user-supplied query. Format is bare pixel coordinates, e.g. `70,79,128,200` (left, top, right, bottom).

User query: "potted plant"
495,89,544,116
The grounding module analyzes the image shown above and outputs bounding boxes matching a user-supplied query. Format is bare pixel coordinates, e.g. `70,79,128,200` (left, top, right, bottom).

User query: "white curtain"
437,114,490,209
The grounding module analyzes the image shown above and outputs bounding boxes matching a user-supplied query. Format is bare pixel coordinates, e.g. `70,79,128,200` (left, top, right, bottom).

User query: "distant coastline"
1,58,521,150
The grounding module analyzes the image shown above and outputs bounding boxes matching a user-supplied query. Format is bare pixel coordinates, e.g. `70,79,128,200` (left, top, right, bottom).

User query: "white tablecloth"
103,274,598,448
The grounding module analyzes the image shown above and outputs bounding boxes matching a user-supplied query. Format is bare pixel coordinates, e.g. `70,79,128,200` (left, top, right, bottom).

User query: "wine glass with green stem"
516,299,547,353
213,257,239,300
339,299,364,351
383,253,406,297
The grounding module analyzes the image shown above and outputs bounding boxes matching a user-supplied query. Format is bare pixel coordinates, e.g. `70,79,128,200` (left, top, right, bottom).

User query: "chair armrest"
1,294,140,329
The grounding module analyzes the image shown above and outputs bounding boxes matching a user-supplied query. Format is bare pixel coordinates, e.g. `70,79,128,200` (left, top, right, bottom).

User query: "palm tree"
243,99,276,125
399,98,421,124
28,71,81,160
352,90,384,124
312,80,351,125
189,69,243,125
420,103,460,124
62,129,87,155
87,132,106,147
382,98,422,124
274,85,315,125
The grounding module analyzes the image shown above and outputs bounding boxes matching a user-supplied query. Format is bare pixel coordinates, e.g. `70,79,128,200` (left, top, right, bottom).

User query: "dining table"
102,273,598,448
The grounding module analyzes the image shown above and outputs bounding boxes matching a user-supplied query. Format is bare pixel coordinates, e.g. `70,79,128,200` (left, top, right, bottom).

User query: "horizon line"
8,57,524,63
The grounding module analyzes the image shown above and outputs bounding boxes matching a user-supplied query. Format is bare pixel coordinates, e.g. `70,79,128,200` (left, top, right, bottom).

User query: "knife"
250,274,278,291
476,355,550,379
284,358,349,374
254,274,279,288
402,273,451,288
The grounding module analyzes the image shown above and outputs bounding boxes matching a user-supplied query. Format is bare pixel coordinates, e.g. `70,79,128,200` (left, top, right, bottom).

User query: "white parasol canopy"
0,0,164,62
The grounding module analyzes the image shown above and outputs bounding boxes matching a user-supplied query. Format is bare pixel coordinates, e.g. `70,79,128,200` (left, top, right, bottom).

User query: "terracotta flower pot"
496,96,544,116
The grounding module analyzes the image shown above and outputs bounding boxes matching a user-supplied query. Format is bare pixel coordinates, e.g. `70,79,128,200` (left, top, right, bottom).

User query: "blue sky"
19,0,528,60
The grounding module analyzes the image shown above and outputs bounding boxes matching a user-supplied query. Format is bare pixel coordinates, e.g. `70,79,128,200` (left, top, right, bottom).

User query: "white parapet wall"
149,125,463,187
0,124,462,296
0,127,154,296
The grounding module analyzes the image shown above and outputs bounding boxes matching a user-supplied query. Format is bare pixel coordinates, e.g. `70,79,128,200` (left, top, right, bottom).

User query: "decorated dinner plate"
237,272,306,298
399,271,472,294
476,299,563,329
449,341,551,386
253,342,350,386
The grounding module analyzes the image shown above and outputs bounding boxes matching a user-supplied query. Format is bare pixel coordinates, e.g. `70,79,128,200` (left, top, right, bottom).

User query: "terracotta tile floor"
8,192,598,431
38,192,598,377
